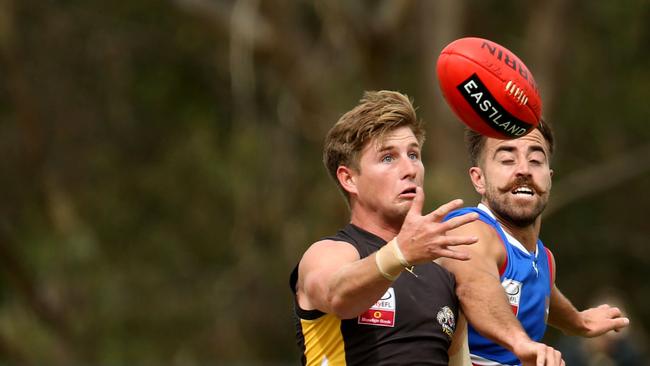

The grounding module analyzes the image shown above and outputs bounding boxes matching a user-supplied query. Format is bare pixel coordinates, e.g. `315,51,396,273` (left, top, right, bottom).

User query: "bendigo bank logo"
358,288,396,327
502,279,523,316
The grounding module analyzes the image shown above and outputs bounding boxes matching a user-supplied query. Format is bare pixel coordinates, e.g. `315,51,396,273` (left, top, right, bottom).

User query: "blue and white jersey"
445,204,553,366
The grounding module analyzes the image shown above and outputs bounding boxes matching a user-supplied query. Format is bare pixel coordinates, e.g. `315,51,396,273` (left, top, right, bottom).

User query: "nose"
515,159,531,177
400,155,418,180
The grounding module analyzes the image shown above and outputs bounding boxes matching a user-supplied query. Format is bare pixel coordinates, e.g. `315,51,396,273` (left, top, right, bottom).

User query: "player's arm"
545,250,630,337
438,221,562,365
296,239,394,319
438,221,529,350
297,188,479,319
448,312,471,366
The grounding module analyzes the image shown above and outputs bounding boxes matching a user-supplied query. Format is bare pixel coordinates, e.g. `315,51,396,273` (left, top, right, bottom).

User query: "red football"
436,37,542,139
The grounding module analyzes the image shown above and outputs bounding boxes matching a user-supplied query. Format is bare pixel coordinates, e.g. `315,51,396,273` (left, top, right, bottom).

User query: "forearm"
547,285,584,335
324,254,397,318
300,239,410,319
456,273,530,351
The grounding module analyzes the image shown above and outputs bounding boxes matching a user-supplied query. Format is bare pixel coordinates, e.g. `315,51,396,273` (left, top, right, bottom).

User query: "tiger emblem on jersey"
436,306,456,338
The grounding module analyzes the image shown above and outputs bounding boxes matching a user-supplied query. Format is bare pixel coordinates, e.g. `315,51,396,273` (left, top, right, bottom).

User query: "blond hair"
323,90,425,202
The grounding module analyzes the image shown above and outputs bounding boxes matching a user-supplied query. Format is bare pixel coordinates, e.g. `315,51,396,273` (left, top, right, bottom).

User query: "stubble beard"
485,184,548,228
384,200,411,228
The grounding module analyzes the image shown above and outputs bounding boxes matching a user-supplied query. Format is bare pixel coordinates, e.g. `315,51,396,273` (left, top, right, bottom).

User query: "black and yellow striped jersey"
290,224,459,365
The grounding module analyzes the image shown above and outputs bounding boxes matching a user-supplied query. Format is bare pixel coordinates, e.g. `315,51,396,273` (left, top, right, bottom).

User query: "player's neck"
349,209,402,243
498,217,541,253
479,202,542,251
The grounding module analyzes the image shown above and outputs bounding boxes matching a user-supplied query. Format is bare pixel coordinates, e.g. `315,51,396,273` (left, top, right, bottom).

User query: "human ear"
469,167,485,195
337,166,358,196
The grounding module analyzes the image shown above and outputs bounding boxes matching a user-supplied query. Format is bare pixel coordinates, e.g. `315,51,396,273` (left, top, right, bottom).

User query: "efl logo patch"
358,288,396,327
502,279,523,316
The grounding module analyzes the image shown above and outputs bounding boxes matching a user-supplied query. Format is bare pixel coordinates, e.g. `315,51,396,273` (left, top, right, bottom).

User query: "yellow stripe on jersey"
301,313,346,366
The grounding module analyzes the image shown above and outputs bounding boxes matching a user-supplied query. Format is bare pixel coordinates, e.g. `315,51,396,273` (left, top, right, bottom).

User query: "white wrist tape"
374,239,404,281
391,237,411,267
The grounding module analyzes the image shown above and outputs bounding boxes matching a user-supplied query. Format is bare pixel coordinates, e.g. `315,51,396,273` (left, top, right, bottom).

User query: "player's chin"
395,195,417,207
510,205,544,224
392,200,413,215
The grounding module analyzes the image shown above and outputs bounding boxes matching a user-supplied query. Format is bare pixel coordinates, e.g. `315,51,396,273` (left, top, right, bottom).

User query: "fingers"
426,236,478,261
606,305,622,318
612,316,630,331
408,186,425,217
538,345,562,366
536,346,545,366
587,304,630,335
552,347,563,366
428,198,464,222
544,346,554,366
515,340,564,366
436,247,471,261
437,234,479,247
606,304,630,331
441,212,479,231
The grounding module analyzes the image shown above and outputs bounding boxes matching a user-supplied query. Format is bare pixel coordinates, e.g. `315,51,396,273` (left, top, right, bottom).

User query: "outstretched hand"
577,304,630,337
396,187,479,265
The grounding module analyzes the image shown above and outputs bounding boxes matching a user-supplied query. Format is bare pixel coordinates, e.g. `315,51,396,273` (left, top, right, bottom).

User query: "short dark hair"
465,118,555,166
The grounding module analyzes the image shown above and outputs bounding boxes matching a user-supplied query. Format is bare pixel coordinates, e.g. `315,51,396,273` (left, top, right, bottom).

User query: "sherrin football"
436,37,542,139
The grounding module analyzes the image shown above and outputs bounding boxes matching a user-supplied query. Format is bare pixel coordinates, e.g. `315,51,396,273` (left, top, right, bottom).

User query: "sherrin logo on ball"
436,37,543,139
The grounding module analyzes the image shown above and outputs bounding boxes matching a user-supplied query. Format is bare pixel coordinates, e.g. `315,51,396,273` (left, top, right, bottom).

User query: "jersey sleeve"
444,207,496,226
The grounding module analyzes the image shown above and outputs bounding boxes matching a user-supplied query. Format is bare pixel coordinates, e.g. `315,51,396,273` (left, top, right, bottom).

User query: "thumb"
408,186,424,217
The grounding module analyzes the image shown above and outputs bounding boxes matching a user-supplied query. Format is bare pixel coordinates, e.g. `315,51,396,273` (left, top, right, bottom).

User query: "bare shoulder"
296,239,361,311
449,220,503,252
301,239,360,265
438,219,505,270
298,239,360,283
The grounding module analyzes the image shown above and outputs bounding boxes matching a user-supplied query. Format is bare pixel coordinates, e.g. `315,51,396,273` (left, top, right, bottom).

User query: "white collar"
477,203,538,257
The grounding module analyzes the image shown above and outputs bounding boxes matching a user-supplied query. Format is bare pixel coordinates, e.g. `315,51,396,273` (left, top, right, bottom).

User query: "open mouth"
401,187,417,195
399,187,417,198
511,186,534,196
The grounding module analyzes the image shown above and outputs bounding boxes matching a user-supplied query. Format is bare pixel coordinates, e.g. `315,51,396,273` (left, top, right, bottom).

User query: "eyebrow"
492,144,547,158
492,145,515,159
529,145,547,155
376,141,420,153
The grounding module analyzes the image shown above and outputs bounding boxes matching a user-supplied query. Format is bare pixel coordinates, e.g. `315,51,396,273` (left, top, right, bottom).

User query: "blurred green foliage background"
0,0,648,364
